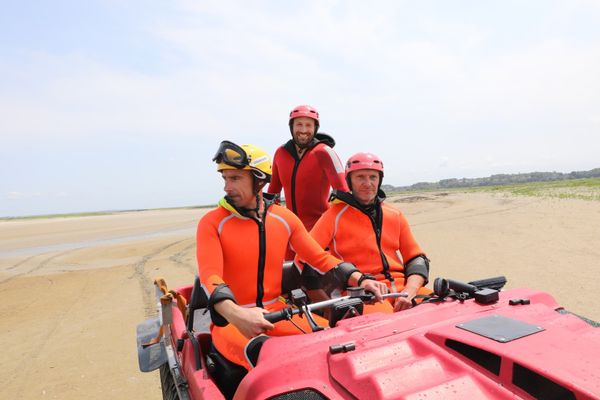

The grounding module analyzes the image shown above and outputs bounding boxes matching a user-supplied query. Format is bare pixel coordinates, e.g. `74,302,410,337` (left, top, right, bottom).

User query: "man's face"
222,169,255,209
350,169,380,205
292,117,316,148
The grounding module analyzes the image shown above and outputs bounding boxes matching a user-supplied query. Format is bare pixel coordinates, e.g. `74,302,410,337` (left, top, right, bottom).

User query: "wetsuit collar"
283,133,337,160
330,189,387,213
219,195,274,219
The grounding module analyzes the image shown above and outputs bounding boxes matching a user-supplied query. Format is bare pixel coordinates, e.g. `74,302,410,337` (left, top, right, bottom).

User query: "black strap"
357,273,376,287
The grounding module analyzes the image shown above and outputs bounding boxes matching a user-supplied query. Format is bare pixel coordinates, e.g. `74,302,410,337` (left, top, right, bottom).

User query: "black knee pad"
245,335,270,368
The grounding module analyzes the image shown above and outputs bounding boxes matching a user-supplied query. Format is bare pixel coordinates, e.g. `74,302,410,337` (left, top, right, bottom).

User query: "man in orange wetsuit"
299,152,431,314
268,105,348,260
196,141,387,371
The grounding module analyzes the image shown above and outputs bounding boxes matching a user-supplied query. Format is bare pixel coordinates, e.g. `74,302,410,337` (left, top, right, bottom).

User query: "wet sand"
1,193,599,399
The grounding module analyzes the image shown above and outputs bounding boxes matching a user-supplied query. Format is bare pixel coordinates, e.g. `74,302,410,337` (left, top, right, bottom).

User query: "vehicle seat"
187,276,247,399
206,343,247,400
281,261,302,296
187,276,211,333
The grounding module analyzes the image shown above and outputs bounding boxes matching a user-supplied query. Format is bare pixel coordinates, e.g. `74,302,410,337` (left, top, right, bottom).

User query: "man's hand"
232,307,275,338
393,290,415,311
393,274,426,311
348,271,388,301
360,279,388,302
215,300,274,338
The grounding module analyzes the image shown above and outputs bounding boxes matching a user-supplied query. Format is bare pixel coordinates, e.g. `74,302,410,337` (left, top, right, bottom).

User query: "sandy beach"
1,192,599,399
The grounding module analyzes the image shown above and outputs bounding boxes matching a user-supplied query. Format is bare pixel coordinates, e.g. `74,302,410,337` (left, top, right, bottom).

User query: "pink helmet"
345,152,384,176
289,105,319,123
345,152,384,190
289,105,320,133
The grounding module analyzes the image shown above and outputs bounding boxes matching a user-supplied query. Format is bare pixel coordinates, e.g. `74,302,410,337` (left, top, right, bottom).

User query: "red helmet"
345,152,384,176
289,105,320,134
345,152,384,191
289,105,319,123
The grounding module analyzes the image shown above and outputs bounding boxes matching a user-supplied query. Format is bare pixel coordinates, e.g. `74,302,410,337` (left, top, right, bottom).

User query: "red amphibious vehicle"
136,273,600,400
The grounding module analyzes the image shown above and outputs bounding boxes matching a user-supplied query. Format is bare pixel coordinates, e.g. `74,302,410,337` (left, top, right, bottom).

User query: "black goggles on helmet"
212,140,249,168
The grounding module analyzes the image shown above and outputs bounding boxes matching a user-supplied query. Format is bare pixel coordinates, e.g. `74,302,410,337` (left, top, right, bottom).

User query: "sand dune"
0,192,598,399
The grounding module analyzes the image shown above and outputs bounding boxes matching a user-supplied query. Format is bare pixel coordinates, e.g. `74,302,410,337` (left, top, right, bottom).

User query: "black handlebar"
468,276,507,291
266,275,508,326
434,275,507,298
262,291,408,325
446,279,478,294
263,308,295,323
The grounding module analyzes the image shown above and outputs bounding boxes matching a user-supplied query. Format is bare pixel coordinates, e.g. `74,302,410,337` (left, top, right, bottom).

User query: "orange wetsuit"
301,191,430,313
197,197,342,368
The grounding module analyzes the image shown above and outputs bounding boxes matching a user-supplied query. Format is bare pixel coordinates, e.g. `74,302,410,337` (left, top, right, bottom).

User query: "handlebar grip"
263,308,293,323
446,279,477,294
468,276,507,291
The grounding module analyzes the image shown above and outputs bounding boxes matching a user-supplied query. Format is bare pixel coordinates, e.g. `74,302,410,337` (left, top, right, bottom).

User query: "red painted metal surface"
167,287,600,400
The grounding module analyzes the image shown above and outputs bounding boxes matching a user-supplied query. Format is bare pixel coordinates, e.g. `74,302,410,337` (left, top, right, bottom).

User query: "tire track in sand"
411,203,528,227
131,239,187,318
0,251,75,285
11,270,93,399
6,254,40,270
168,240,197,275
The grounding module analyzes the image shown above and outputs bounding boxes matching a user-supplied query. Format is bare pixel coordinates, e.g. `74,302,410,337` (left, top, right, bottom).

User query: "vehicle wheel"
159,363,179,400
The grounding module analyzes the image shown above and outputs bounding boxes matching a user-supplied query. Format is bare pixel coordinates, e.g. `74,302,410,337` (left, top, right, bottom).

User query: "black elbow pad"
301,264,324,290
328,262,359,288
208,284,237,327
405,255,430,284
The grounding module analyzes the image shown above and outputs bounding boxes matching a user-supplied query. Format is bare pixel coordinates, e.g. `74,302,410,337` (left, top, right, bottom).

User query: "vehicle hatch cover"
456,314,544,343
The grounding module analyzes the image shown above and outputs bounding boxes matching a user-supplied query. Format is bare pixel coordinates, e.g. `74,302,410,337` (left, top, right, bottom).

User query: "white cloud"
3,2,599,146
1,1,600,215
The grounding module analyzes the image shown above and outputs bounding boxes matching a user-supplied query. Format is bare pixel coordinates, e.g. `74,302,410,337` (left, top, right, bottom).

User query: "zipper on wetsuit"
287,141,313,215
255,217,267,308
368,212,394,282
290,158,300,214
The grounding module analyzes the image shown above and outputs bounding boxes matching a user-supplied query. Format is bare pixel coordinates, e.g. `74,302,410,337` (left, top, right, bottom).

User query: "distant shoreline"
0,204,216,221
4,175,599,220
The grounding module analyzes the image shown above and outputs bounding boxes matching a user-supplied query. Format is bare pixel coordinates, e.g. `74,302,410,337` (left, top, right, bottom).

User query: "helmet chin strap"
231,174,264,218
251,180,261,217
228,177,265,219
249,178,268,219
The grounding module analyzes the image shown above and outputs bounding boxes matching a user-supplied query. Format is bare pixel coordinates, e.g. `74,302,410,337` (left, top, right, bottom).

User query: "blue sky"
1,1,599,217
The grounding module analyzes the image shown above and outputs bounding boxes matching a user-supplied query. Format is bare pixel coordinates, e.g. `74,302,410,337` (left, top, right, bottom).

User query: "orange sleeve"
397,211,424,261
293,209,335,267
196,213,225,294
288,210,341,273
308,208,336,250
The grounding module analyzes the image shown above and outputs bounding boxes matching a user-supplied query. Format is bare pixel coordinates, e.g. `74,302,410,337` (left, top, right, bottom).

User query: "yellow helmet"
213,141,272,181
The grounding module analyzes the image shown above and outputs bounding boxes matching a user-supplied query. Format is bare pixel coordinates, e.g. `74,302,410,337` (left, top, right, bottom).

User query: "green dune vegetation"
384,168,600,202
464,177,600,201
